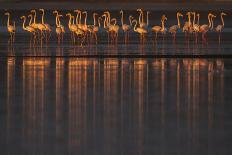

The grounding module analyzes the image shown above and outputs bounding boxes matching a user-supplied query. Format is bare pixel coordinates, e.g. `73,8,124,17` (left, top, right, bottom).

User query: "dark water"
0,57,232,155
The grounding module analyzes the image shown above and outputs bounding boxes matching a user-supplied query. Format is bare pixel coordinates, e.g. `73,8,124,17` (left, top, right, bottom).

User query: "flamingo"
137,9,146,28
169,12,183,41
5,12,16,44
192,12,200,42
20,16,36,42
39,9,52,42
199,13,213,42
183,12,192,36
215,12,226,43
30,10,46,41
132,19,147,43
151,15,167,41
53,11,65,43
120,10,131,43
111,18,120,44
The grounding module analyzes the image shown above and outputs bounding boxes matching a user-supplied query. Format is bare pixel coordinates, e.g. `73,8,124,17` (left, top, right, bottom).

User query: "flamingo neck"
146,12,149,26
93,14,96,26
41,11,45,24
55,15,58,27
79,12,82,24
121,11,124,25
177,13,180,28
22,17,26,30
197,15,200,25
161,19,165,31
193,13,196,26
68,15,72,28
208,14,211,28
33,12,36,24
138,12,142,25
141,11,144,23
188,14,191,26
133,20,137,32
75,13,79,25
98,18,101,28
84,13,87,26
129,17,133,26
211,16,214,30
7,14,10,27
103,16,107,28
221,14,225,27
29,16,33,26
108,14,111,26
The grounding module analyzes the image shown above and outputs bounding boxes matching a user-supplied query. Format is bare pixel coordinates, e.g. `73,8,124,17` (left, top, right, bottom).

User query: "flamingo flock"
3,9,227,46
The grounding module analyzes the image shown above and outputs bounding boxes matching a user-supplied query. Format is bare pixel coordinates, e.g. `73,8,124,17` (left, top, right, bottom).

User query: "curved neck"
221,14,225,27
133,20,137,32
28,16,33,26
103,16,107,28
197,15,200,25
121,11,124,25
141,11,144,23
68,15,72,27
107,14,111,26
33,12,36,24
22,17,26,29
177,13,180,28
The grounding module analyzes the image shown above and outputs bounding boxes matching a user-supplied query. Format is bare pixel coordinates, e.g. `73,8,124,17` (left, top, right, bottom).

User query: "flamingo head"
20,16,25,20
162,15,167,21
28,14,33,18
58,15,63,18
120,10,123,14
177,12,183,17
137,8,142,12
4,12,9,16
221,12,227,16
82,11,87,15
53,10,58,14
129,15,133,20
186,12,191,16
66,13,71,17
74,9,81,13
30,10,36,13
104,11,110,15
39,9,45,12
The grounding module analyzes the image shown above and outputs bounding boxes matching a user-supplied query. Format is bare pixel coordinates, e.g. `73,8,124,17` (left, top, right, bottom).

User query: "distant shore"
0,2,231,10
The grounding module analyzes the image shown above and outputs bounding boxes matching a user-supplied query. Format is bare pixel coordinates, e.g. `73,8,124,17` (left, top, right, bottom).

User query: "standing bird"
120,10,131,44
215,12,227,43
53,11,65,43
132,19,147,43
192,12,200,42
20,16,36,43
199,13,213,42
5,12,16,44
169,12,183,42
152,15,167,41
183,12,192,37
30,10,46,41
39,9,52,42
137,9,146,28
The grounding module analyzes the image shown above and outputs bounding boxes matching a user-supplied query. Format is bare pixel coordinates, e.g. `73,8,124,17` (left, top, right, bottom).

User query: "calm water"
0,57,232,155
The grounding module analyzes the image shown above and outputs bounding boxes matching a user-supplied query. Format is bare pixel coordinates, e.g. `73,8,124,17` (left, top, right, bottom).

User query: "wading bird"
120,10,131,44
169,12,183,41
215,12,226,43
20,16,36,43
30,10,46,41
152,15,167,41
199,13,213,42
5,12,16,44
132,19,147,43
39,9,52,42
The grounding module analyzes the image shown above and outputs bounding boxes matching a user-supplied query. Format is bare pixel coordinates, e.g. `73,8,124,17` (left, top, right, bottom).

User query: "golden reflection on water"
4,57,226,154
